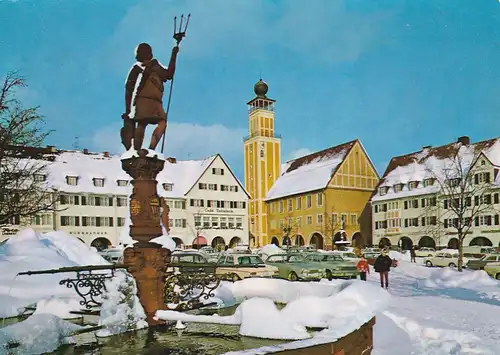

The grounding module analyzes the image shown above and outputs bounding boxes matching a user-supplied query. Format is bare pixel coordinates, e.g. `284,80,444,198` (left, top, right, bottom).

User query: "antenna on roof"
73,136,80,150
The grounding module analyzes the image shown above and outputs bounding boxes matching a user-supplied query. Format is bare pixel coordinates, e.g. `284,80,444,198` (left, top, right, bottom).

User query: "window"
379,187,388,196
317,193,323,207
59,195,80,205
341,213,348,225
163,183,173,191
34,214,52,226
211,217,219,228
208,184,217,191
117,217,125,227
190,199,204,207
221,185,228,191
174,201,184,209
237,201,246,209
350,214,357,225
194,215,201,227
203,216,210,228
93,178,105,187
34,174,46,182
306,195,312,209
236,217,243,228
296,197,302,210
279,201,284,213
220,217,227,229
271,202,275,213
296,217,302,227
60,216,79,226
228,217,235,228
394,184,403,192
175,219,183,228
306,216,313,225
317,214,323,224
474,172,491,184
199,183,207,190
287,199,292,212
260,149,264,158
212,168,224,175
423,178,434,187
408,181,418,190
66,176,78,186
332,213,338,226
117,180,128,187
229,186,239,192
116,197,127,207
447,178,460,187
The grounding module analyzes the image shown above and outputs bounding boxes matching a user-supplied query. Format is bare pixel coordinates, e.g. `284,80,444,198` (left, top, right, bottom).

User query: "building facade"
372,136,500,249
265,140,379,249
0,148,249,250
243,79,282,247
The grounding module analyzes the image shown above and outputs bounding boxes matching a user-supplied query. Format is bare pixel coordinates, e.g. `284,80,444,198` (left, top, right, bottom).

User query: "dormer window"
93,178,105,187
408,181,418,190
34,174,46,182
394,184,403,192
447,178,461,187
379,186,388,196
66,176,78,186
423,178,435,187
117,180,129,187
163,183,174,191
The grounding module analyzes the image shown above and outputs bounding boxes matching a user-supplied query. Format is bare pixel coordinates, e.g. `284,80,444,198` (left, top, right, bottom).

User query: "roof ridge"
284,139,358,164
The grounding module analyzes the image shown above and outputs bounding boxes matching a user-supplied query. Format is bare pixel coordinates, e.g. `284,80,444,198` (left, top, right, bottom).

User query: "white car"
216,254,279,281
415,247,436,257
331,251,360,263
424,252,469,268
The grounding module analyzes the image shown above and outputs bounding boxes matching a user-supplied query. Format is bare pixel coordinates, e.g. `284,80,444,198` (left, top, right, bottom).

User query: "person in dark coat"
410,246,416,263
374,249,392,289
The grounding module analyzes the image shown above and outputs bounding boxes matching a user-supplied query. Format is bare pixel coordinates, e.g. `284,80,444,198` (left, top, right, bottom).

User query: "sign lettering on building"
200,208,234,214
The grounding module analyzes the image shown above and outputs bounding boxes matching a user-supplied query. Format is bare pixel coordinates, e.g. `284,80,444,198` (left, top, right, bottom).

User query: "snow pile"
156,281,388,341
257,244,285,258
96,271,147,337
421,267,498,289
150,235,176,251
388,250,410,262
0,314,82,355
0,229,109,318
33,297,82,319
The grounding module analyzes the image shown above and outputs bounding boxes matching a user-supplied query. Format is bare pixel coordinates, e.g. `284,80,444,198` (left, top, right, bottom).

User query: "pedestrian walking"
356,255,370,281
410,246,416,263
374,249,392,289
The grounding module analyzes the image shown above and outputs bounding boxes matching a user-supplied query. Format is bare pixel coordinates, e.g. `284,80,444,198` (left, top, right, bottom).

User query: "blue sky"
2,0,500,180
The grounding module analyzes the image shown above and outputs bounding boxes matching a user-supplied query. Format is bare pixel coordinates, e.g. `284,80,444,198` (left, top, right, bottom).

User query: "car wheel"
425,261,433,267
496,273,500,280
448,263,456,268
325,269,333,281
288,271,299,281
231,273,241,282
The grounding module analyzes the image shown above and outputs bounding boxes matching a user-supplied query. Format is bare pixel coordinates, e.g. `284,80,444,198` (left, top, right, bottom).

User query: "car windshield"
237,255,264,265
320,254,344,262
267,255,287,263
287,254,305,263
342,253,357,258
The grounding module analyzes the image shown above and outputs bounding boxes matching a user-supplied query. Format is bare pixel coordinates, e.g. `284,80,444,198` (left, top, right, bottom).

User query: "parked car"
265,253,325,281
415,247,436,257
484,262,500,280
466,254,500,270
169,251,214,273
331,251,360,263
424,251,469,268
363,247,381,254
98,248,123,264
302,253,359,280
215,254,279,281
363,252,379,265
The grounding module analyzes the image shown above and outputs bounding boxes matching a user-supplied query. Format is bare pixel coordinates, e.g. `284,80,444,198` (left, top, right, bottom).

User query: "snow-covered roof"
372,137,500,202
266,140,356,201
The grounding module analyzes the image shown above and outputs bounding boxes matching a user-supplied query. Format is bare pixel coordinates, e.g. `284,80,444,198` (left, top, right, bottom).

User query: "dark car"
466,254,500,270
168,251,214,273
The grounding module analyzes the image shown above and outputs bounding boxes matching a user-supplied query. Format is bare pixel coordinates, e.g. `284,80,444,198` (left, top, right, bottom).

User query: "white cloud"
287,148,314,161
89,121,246,162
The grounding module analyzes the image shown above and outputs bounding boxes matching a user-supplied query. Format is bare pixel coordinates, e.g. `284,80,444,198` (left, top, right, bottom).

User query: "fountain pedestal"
122,149,169,326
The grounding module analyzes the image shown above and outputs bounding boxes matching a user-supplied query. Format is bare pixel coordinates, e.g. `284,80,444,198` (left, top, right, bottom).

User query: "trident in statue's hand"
173,14,190,45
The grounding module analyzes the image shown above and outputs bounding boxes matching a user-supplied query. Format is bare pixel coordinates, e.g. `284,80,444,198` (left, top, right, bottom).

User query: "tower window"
260,149,264,158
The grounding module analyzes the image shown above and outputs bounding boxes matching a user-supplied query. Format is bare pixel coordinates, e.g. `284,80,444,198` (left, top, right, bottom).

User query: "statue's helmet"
135,43,153,62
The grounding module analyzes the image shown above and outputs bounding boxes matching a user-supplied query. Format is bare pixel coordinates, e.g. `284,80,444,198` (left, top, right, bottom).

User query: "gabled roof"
372,137,500,202
266,140,357,201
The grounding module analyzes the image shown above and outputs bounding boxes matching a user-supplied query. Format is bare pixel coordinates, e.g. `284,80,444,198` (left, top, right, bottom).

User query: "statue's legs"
121,119,135,150
149,119,166,150
134,122,147,151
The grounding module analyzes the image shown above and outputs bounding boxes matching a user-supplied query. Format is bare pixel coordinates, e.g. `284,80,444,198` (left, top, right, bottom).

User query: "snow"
96,271,147,337
266,145,351,201
120,148,165,161
422,267,498,289
150,234,176,251
32,297,82,319
0,314,82,355
256,244,285,259
0,228,109,318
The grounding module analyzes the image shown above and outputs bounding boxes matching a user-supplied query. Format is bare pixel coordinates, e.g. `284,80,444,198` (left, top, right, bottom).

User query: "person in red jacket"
356,255,370,281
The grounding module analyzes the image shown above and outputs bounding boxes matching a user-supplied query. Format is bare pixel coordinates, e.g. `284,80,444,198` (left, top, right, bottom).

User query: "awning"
193,236,207,245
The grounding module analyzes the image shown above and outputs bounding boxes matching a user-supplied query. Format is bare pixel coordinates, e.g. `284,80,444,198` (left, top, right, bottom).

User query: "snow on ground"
0,229,109,318
0,314,83,355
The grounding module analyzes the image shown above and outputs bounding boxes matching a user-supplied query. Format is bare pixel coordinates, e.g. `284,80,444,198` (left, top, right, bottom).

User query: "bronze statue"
121,15,190,152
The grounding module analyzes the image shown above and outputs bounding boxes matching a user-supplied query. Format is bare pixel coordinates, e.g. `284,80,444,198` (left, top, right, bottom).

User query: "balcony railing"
243,132,282,142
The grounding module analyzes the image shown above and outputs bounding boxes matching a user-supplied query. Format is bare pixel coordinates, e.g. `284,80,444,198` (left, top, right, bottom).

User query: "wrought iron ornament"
59,269,116,309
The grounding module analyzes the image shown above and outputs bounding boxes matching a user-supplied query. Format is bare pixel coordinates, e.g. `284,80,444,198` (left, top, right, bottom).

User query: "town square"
1,1,500,354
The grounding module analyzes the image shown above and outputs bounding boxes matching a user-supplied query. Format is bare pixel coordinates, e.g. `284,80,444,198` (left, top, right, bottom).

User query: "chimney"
422,145,432,150
103,151,110,158
83,148,89,154
457,136,470,145
167,157,177,164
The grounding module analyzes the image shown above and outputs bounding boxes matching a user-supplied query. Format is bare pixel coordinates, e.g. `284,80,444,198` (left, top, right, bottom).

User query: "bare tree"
321,206,343,250
0,72,57,227
423,145,497,271
281,213,300,247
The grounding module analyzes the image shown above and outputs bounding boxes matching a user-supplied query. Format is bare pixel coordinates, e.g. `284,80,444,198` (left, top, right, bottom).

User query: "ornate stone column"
121,149,169,326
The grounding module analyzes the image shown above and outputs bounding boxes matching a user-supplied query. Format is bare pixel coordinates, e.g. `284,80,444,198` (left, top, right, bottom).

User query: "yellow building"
243,79,281,247
265,140,380,249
